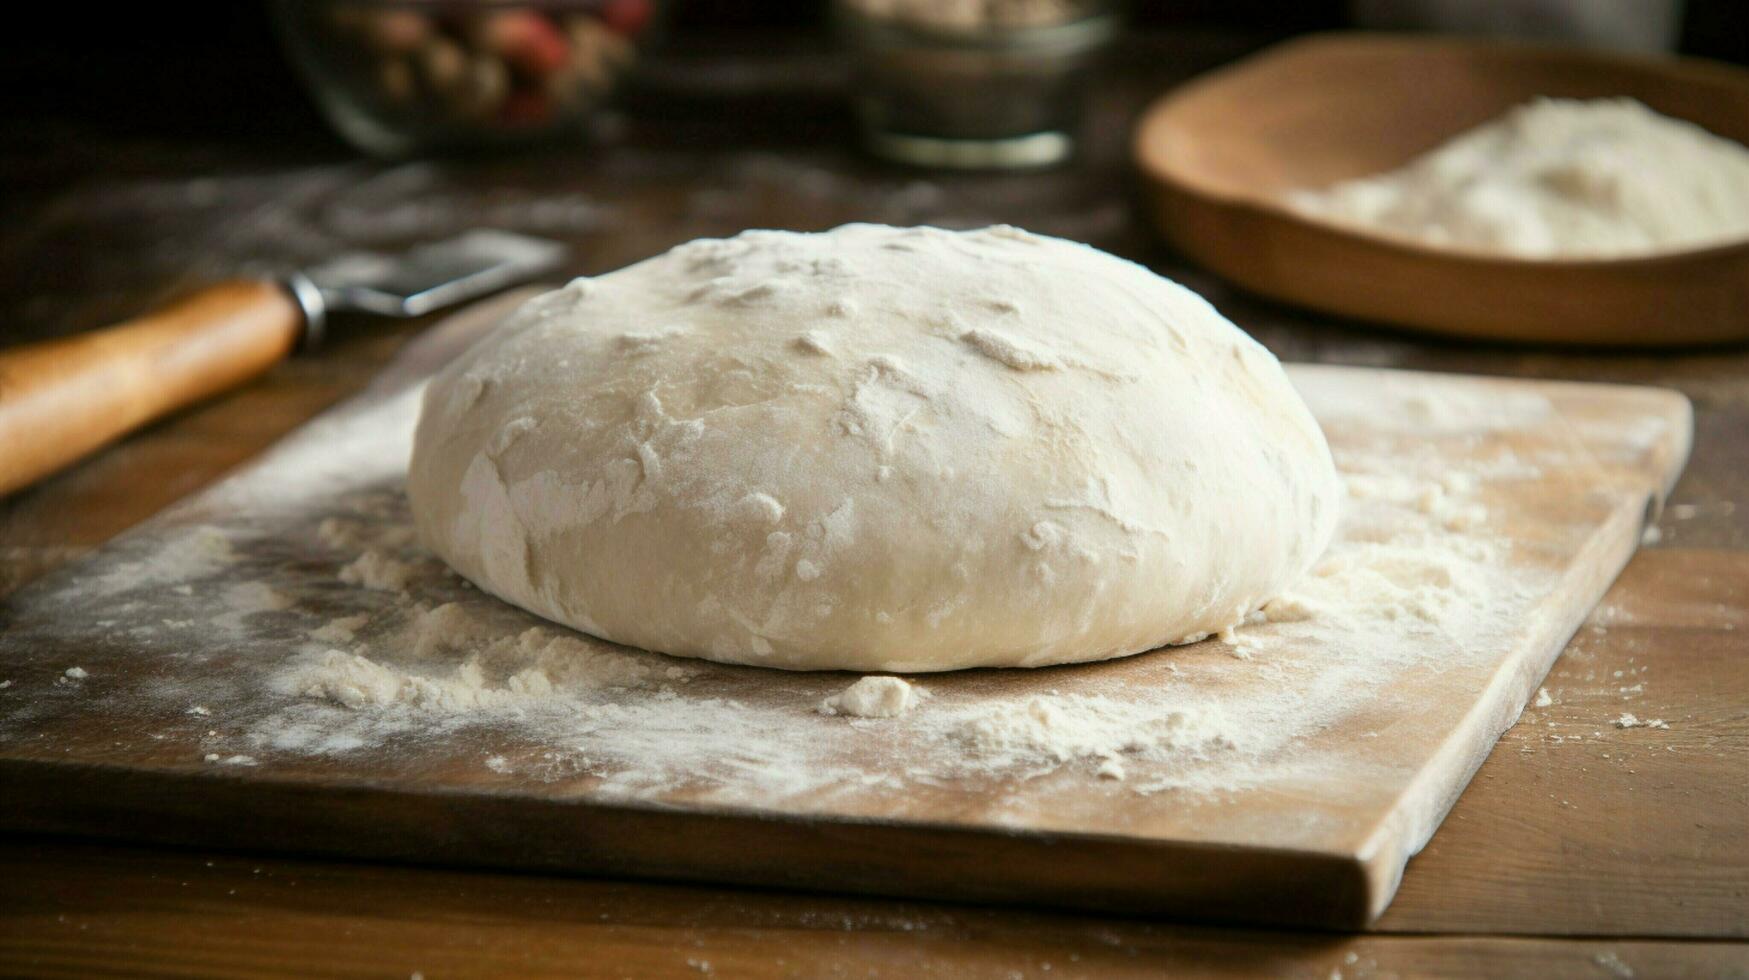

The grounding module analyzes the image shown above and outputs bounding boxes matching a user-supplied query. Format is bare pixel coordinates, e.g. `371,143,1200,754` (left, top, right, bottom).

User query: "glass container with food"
272,0,661,156
833,0,1119,169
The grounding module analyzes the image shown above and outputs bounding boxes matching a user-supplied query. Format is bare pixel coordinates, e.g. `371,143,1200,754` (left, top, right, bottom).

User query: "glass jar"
833,0,1119,169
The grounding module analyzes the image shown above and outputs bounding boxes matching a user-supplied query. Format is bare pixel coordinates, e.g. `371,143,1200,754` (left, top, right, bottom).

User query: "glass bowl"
832,0,1119,169
272,0,662,156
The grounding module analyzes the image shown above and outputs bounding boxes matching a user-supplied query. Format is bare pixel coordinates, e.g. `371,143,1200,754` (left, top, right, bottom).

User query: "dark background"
1,1,1743,157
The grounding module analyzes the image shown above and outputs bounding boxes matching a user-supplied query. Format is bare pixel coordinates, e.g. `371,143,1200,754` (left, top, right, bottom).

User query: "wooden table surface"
1,33,1745,978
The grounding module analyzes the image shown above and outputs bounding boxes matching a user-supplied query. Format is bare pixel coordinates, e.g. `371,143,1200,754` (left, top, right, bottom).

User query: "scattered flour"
1613,712,1668,730
319,517,417,552
1290,371,1551,435
338,549,417,592
1288,98,1749,259
81,525,238,598
281,622,680,714
1592,951,1637,979
310,613,371,644
819,676,919,718
947,695,1241,784
208,582,295,634
1535,688,1553,708
204,753,258,766
224,582,293,612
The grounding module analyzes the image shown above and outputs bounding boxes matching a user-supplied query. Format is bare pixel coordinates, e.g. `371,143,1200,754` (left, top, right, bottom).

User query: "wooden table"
1,33,1744,978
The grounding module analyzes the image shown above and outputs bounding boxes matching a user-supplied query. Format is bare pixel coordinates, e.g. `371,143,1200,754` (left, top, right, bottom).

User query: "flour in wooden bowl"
1288,98,1749,259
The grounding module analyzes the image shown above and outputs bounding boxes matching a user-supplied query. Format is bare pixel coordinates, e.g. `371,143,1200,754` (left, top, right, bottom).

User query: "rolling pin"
0,230,564,496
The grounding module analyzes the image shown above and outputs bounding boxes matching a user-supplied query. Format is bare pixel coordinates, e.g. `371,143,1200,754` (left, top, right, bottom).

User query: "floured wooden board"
0,294,1690,928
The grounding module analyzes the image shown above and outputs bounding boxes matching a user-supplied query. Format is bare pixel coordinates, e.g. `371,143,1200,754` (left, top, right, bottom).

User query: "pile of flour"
1288,98,1749,259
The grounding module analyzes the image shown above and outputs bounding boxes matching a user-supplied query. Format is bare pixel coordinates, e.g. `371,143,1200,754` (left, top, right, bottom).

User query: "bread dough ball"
409,224,1340,672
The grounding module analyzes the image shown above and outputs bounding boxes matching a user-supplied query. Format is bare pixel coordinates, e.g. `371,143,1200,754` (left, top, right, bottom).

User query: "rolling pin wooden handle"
0,279,311,497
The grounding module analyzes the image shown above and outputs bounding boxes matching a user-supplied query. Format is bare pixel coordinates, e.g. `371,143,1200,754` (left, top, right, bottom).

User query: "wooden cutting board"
0,293,1690,929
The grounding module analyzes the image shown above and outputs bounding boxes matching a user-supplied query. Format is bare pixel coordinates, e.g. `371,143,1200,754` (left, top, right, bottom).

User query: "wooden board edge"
0,758,1377,930
9,838,1749,975
1347,401,1688,922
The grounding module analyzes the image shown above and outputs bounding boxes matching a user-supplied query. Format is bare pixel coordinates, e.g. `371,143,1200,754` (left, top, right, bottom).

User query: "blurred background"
3,2,1744,171
1,1,1745,349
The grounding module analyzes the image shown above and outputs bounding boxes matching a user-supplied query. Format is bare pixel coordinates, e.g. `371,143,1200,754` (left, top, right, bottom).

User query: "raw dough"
409,224,1340,671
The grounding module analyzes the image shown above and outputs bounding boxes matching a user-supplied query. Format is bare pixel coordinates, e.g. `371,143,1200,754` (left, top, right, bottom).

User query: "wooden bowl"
1134,34,1749,346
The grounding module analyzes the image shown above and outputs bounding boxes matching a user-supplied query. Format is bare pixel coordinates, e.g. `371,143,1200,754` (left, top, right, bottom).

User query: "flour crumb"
1613,712,1668,730
1222,626,1261,659
1592,950,1636,979
820,676,917,718
1534,688,1553,708
1260,592,1321,623
280,617,677,718
62,666,88,680
408,603,489,658
205,754,258,766
317,515,418,551
484,755,512,774
224,581,294,613
310,613,371,644
285,651,407,709
951,695,1237,784
187,705,211,717
0,680,11,689
339,549,417,592
317,517,367,551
